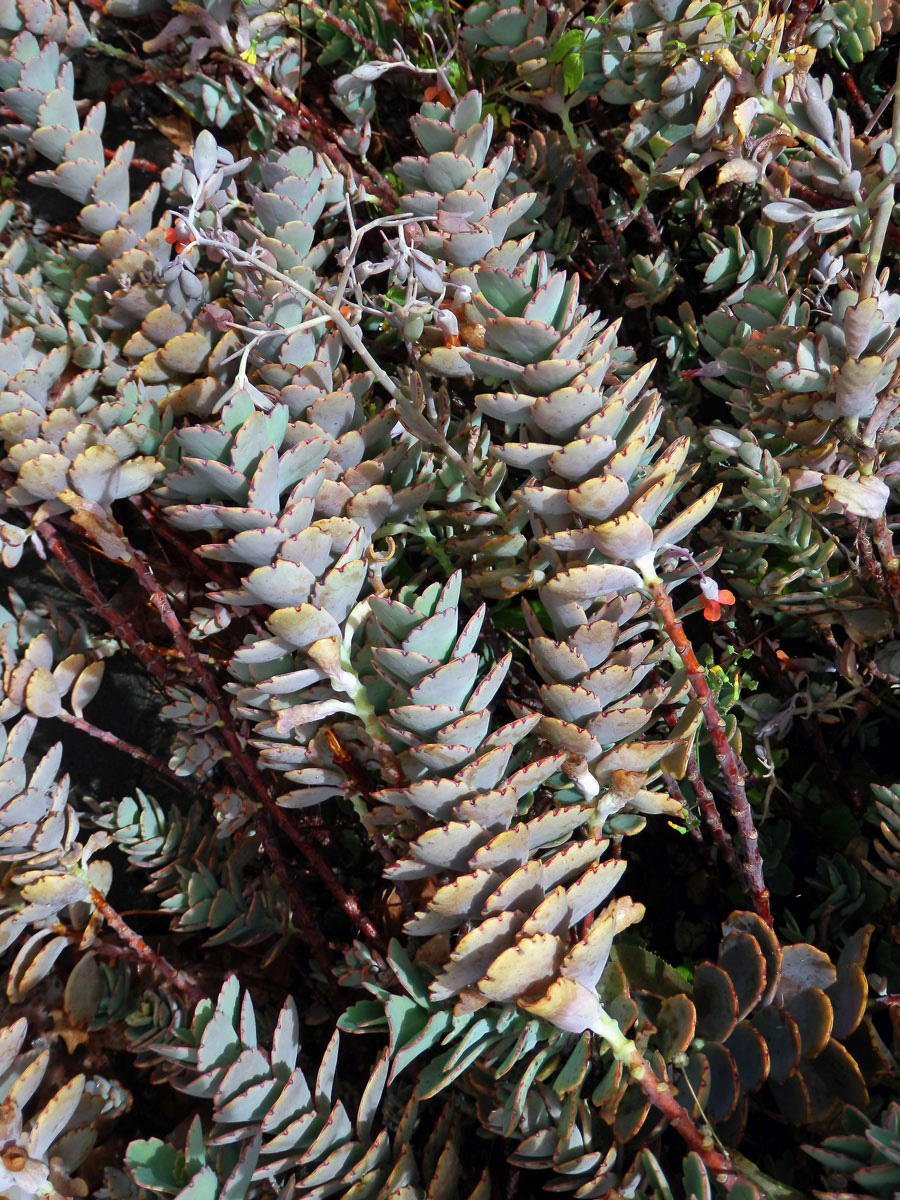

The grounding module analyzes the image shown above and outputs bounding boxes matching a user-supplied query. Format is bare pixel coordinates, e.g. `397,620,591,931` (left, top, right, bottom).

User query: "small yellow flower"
240,42,258,65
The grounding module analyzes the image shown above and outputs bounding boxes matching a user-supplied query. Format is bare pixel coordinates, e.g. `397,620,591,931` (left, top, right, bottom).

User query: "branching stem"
661,700,746,881
123,543,386,953
37,517,174,688
34,494,385,965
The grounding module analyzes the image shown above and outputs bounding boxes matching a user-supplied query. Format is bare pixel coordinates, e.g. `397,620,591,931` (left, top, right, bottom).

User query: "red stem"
104,145,161,174
685,754,749,880
130,495,252,595
55,710,194,790
37,507,381,966
661,773,705,847
872,514,900,629
39,518,173,688
839,69,874,121
125,545,386,952
89,886,204,1004
847,512,886,588
224,56,398,213
662,698,748,885
617,1041,741,1186
647,579,773,926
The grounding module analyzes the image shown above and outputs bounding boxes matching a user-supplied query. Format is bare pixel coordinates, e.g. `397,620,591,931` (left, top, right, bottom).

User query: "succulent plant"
864,782,900,889
0,1016,124,1200
0,1,898,1199
808,0,900,63
396,89,538,269
129,974,396,1196
805,1101,900,1197
621,913,875,1139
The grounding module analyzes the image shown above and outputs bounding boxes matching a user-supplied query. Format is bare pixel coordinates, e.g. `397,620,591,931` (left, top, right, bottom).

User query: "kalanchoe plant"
0,0,898,1199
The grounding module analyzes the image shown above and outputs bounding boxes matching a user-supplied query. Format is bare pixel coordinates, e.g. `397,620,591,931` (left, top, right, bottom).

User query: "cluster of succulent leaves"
2,0,900,1197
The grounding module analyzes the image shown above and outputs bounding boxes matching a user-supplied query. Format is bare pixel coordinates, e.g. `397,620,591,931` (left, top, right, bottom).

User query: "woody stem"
89,886,204,1004
640,567,772,926
872,514,900,629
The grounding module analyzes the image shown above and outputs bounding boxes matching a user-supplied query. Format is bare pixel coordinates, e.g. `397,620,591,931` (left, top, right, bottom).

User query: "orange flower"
164,226,194,255
325,303,358,330
424,83,454,107
702,588,736,622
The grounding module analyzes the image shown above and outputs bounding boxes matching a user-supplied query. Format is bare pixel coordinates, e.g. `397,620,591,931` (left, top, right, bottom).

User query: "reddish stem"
660,773,705,844
104,145,161,174
574,145,628,276
130,495,245,592
39,518,173,689
89,886,204,1004
686,756,745,872
37,504,381,965
839,69,874,121
847,512,886,588
646,578,773,926
661,698,748,884
125,545,386,952
615,1040,741,1186
224,56,398,213
872,514,900,629
55,710,193,789
129,495,268,638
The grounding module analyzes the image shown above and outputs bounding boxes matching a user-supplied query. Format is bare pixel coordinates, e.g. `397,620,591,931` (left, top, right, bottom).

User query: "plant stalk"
89,886,204,1004
642,570,772,925
38,517,173,689
55,710,196,790
124,543,387,952
588,1003,741,1185
872,514,900,628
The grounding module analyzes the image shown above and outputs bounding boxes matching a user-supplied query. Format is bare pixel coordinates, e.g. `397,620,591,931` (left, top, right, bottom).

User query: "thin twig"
531,986,744,1187
574,145,628,276
225,57,398,211
643,575,773,926
54,710,200,790
872,514,900,629
839,70,874,122
615,1043,738,1184
656,681,742,867
662,722,748,891
38,517,173,689
660,773,705,844
256,809,344,1008
35,499,383,962
847,511,886,588
125,543,386,952
684,754,749,879
89,886,204,1004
